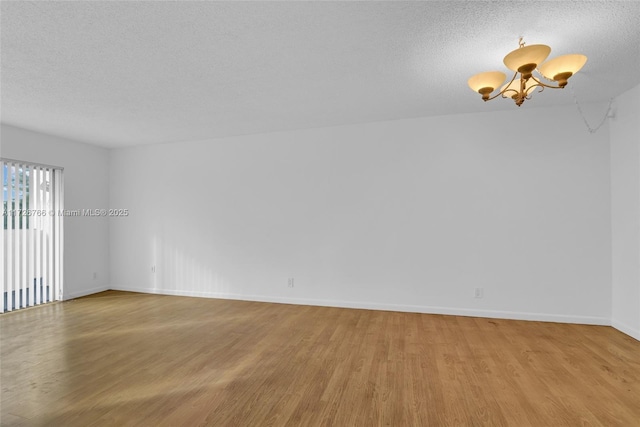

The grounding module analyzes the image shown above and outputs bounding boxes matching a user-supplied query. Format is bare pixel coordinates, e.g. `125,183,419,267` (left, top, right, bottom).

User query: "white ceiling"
1,1,639,148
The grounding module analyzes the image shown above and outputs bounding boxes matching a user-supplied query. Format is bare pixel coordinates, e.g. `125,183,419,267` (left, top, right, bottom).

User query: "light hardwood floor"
1,291,639,426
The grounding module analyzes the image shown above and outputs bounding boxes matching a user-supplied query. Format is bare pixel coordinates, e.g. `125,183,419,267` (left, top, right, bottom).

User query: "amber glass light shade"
538,54,588,81
468,71,507,94
503,44,551,72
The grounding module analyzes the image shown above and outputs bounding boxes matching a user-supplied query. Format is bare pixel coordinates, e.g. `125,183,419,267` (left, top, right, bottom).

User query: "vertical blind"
1,159,64,313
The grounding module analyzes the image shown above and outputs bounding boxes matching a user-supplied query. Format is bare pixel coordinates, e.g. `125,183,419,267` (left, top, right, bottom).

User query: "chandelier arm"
523,81,545,97
485,72,519,101
501,89,518,99
529,75,562,90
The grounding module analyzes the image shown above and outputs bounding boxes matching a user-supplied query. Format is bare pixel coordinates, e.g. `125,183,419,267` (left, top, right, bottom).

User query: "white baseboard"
63,285,110,301
108,284,611,326
612,319,640,342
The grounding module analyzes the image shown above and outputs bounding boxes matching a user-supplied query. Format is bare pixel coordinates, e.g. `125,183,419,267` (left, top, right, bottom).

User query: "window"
3,164,31,230
1,159,64,312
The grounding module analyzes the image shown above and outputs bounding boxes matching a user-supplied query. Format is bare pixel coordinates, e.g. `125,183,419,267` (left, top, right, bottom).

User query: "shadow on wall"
150,235,231,297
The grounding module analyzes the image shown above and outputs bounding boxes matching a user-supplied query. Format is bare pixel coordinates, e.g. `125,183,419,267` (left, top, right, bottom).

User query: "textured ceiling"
1,1,639,148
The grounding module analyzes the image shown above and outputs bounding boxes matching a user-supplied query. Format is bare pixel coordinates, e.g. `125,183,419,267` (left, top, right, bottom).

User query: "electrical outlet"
287,278,294,288
151,265,156,273
475,288,484,299
93,272,97,280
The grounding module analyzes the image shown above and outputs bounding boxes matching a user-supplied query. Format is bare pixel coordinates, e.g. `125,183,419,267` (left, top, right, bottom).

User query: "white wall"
1,124,110,299
109,103,612,324
610,83,640,340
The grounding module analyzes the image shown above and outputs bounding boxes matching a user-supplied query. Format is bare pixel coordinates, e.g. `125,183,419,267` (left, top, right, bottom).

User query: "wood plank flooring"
1,291,639,426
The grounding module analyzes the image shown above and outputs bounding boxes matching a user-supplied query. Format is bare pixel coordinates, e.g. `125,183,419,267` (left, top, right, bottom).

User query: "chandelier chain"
569,85,613,134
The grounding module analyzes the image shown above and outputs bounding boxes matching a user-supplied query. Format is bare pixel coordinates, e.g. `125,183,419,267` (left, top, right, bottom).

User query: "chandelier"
468,38,587,106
